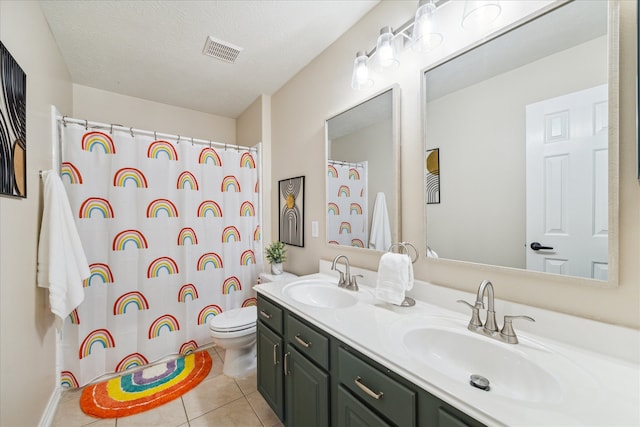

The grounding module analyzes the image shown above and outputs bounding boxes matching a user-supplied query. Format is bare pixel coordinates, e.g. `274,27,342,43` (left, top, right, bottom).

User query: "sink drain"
470,374,490,391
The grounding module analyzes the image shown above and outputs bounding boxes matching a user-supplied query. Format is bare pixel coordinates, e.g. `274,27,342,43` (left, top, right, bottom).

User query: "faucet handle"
457,300,483,329
336,270,346,287
349,274,363,291
500,315,535,344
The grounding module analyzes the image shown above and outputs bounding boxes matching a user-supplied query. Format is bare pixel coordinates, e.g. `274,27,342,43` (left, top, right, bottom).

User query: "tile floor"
51,347,283,427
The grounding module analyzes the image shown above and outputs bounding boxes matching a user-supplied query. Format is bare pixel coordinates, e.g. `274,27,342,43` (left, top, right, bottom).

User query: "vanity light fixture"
412,0,443,52
351,50,373,90
376,26,400,69
461,0,501,29
350,0,446,90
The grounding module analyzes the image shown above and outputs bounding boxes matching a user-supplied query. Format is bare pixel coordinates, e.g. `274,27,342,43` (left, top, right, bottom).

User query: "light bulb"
376,26,399,69
351,51,373,90
412,0,442,52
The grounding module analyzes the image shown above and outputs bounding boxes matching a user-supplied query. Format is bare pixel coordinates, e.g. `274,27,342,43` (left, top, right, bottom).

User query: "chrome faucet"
331,255,359,291
458,279,535,344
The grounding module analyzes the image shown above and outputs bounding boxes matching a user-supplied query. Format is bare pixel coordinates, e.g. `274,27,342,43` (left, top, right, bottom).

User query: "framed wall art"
0,42,27,198
425,148,440,204
278,176,304,247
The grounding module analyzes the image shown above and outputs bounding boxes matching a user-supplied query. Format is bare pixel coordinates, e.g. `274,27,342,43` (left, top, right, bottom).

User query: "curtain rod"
58,116,258,153
328,159,365,168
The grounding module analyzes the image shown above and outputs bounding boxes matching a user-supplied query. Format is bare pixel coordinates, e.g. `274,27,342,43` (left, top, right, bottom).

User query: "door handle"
273,343,279,365
530,242,554,251
294,334,312,348
259,310,272,319
284,352,290,376
354,376,384,400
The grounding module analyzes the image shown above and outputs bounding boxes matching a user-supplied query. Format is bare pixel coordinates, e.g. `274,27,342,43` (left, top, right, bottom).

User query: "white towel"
375,252,414,305
37,170,90,328
369,192,391,251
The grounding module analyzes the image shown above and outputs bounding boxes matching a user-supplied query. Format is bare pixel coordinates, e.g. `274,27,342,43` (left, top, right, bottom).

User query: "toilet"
209,305,257,377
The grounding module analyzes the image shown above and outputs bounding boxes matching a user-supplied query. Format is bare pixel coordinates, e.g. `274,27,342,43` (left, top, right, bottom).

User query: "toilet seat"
209,306,256,334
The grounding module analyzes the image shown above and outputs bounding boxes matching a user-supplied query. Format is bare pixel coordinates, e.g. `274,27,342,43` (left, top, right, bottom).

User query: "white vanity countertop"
254,265,640,427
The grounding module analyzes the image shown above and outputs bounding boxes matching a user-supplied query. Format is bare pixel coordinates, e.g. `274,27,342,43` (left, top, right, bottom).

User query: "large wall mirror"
326,87,400,251
424,0,619,284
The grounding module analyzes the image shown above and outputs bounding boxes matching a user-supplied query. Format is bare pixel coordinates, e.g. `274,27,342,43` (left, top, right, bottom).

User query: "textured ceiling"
40,0,380,118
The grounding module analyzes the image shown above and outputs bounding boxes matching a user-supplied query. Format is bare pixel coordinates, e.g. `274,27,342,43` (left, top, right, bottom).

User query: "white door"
525,85,608,280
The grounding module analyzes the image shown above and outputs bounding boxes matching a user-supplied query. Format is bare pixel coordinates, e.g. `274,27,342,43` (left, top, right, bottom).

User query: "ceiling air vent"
202,36,243,64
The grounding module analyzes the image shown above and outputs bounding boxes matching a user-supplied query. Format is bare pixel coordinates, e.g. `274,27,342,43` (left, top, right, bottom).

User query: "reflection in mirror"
424,0,617,282
326,88,399,251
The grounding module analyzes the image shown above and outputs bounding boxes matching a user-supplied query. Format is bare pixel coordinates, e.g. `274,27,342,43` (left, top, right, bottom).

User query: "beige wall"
272,1,640,329
237,96,262,147
73,84,236,145
0,2,73,426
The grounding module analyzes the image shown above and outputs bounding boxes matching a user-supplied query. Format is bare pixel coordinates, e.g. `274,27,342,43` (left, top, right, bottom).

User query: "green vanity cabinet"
336,385,391,427
256,294,485,427
337,346,416,426
284,344,330,427
418,392,486,427
257,295,330,426
256,321,284,419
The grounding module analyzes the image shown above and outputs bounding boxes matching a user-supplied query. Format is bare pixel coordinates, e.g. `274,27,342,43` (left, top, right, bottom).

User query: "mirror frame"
325,84,401,253
421,0,620,287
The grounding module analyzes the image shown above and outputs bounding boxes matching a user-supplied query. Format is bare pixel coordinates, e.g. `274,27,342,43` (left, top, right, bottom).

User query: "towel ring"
386,242,418,307
387,242,419,264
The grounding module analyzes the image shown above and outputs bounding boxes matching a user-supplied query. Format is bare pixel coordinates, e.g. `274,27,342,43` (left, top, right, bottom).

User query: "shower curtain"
58,123,262,388
326,161,368,248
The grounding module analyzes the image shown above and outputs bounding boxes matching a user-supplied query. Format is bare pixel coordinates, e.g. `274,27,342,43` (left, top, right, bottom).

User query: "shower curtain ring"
224,143,227,151
209,141,212,149
191,137,194,146
62,116,67,127
110,124,113,134
154,131,157,140
85,120,88,130
177,135,180,144
130,127,134,138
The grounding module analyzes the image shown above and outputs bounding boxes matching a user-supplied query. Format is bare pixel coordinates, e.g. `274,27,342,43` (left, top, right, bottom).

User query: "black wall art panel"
0,42,27,198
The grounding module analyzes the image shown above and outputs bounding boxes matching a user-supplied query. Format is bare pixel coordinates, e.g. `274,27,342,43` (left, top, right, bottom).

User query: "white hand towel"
369,192,391,251
375,252,414,305
37,170,90,328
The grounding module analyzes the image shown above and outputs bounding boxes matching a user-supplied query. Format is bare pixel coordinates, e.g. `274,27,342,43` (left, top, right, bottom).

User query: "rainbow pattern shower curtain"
58,124,262,388
326,161,368,248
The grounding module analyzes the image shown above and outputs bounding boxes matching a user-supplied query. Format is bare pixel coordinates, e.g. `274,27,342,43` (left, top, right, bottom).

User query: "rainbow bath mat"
80,350,211,418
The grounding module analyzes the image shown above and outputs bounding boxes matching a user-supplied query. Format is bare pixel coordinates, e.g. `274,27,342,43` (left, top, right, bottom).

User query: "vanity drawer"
257,295,283,335
338,347,416,427
286,314,329,369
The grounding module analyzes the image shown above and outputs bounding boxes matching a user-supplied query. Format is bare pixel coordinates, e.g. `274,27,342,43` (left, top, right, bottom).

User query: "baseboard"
38,386,61,427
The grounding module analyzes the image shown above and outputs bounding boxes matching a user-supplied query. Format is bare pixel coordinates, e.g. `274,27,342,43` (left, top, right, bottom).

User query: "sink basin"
403,326,563,402
282,279,358,308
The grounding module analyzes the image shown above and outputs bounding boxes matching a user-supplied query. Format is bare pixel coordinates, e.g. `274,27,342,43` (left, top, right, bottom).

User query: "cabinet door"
285,345,329,427
337,385,391,427
257,322,284,420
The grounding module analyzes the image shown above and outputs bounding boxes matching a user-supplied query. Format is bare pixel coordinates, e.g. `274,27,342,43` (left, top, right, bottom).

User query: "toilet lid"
209,306,256,331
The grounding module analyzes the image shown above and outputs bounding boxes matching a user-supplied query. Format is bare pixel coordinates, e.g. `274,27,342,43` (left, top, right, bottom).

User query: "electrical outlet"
311,221,319,237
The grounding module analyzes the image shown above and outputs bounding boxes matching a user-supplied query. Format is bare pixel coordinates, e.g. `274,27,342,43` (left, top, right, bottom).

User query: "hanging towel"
369,192,391,251
37,170,90,328
375,252,414,305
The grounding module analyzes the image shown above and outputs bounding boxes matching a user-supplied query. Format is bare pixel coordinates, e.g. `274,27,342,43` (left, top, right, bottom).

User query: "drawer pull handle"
294,334,312,348
284,352,291,376
355,376,384,400
260,310,272,319
273,343,279,365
